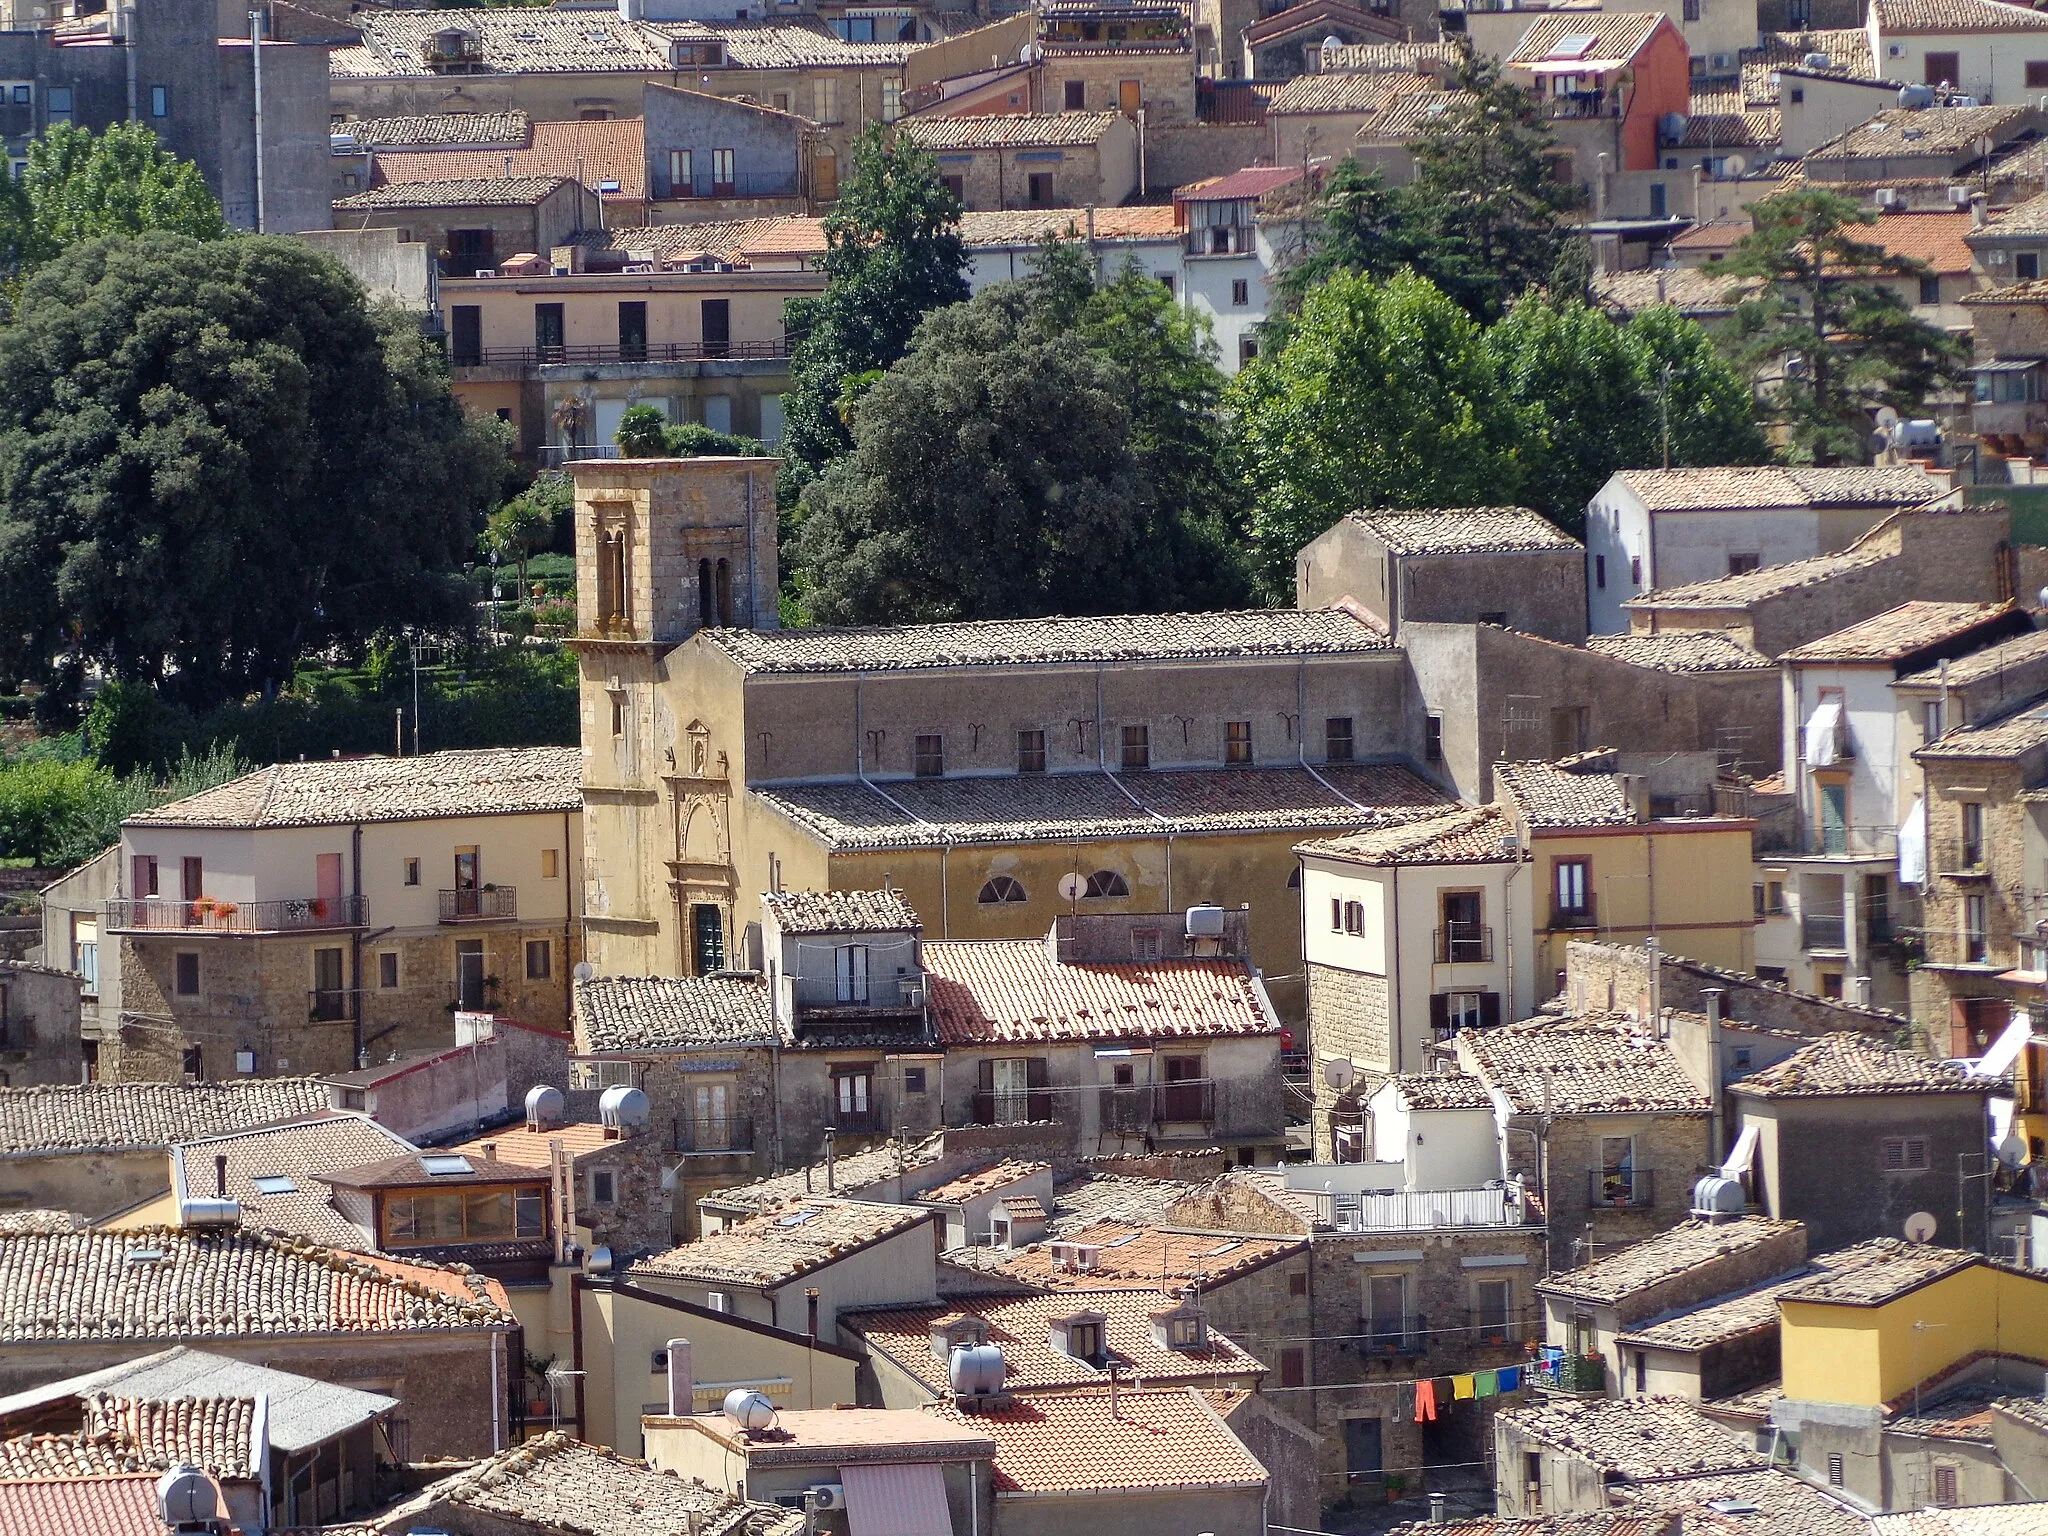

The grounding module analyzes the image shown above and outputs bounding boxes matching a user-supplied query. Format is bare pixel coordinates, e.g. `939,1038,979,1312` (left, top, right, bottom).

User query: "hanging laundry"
1497,1366,1522,1393
1475,1370,1499,1398
1452,1374,1476,1400
1397,1381,1414,1420
1414,1378,1438,1422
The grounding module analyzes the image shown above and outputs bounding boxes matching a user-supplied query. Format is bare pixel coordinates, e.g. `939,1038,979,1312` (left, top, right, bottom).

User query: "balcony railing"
1434,925,1493,964
1355,1314,1428,1356
1468,1308,1536,1347
1186,224,1256,257
971,1089,1053,1125
1558,1352,1607,1393
1588,1167,1655,1208
440,887,517,923
1550,900,1597,931
1324,1180,1526,1231
673,1115,754,1154
453,339,789,368
105,895,368,934
308,987,359,1022
1801,913,1847,951
1545,92,1619,118
832,1109,883,1135
1935,841,1989,875
1085,1080,1219,1128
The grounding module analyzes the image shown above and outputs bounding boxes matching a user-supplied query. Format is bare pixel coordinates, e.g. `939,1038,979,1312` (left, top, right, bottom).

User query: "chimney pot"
665,1338,693,1417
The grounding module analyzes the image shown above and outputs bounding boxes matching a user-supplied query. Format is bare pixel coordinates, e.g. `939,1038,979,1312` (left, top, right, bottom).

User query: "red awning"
843,1462,954,1536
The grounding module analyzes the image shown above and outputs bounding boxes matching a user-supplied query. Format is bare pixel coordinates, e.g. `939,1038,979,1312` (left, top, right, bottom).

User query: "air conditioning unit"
1051,1241,1101,1273
1875,187,1899,207
1992,249,2011,264
1710,52,1734,69
1889,42,1904,56
1950,184,1974,205
807,1484,847,1512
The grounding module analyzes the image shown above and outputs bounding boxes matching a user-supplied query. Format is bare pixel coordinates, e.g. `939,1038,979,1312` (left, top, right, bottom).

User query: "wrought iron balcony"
308,987,359,1022
1550,900,1597,931
106,895,368,934
1588,1167,1655,1208
1801,913,1847,951
1434,924,1493,964
453,339,789,369
1354,1314,1428,1356
971,1089,1054,1126
440,886,517,923
673,1115,754,1154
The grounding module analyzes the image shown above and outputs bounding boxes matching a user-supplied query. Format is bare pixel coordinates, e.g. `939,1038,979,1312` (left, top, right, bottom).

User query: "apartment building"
101,747,582,1082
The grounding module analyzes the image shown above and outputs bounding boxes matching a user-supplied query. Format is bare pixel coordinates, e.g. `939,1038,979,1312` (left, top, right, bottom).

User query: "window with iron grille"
1881,1136,1928,1172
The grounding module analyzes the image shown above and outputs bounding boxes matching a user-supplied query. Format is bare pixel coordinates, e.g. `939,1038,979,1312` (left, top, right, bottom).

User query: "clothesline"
1259,1348,1567,1405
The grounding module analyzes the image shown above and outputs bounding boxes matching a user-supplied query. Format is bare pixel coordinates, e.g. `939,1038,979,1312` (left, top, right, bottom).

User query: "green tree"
22,123,226,265
483,494,554,598
789,244,1249,623
0,234,508,714
1624,303,1771,468
1230,270,1522,597
1269,158,1411,316
614,402,670,457
1721,187,1964,463
780,125,969,485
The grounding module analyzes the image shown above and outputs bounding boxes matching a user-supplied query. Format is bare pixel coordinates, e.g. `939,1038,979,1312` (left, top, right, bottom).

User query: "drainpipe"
351,824,364,1068
1703,987,1725,1162
563,807,575,1008
248,9,266,233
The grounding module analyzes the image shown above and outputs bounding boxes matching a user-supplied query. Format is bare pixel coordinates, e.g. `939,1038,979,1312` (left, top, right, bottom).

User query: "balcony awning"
1803,699,1842,767
1899,796,1926,886
1525,58,1624,73
1718,1122,1760,1180
1974,1011,2032,1077
1971,359,2045,373
843,1463,952,1536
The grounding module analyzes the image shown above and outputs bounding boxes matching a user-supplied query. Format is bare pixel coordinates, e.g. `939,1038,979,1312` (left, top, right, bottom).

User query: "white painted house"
1177,165,1303,374
1584,465,1944,635
1867,0,2048,104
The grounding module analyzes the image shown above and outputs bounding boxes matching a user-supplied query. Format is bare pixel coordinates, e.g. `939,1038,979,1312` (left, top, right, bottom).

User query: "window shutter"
1883,1139,1905,1171
1027,1057,1051,1119
978,1058,995,1091
1480,992,1502,1029
1429,994,1449,1034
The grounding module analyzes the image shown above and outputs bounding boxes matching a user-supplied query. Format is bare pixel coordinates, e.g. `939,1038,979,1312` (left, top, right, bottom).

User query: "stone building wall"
1539,1110,1711,1273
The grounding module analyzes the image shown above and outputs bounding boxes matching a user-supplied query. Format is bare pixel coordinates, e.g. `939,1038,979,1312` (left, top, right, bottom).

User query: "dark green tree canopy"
1721,187,1963,463
780,126,970,483
0,233,507,710
789,243,1249,623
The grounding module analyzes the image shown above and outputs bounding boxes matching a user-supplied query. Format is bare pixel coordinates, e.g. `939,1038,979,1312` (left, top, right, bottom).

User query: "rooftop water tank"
724,1389,777,1430
157,1465,215,1526
1185,904,1227,938
178,1196,242,1229
525,1083,566,1129
950,1343,1007,1396
599,1084,651,1133
1691,1174,1745,1217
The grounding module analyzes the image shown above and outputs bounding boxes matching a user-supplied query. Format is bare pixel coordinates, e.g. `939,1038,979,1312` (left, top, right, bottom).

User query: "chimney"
214,1154,228,1198
1702,988,1725,1161
807,1287,821,1340
825,1128,836,1192
481,1141,498,1162
1972,192,1989,228
665,1338,693,1416
1430,1492,1449,1524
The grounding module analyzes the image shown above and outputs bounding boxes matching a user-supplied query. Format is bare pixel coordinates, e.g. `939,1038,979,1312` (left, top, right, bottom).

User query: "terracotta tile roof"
647,18,921,69
1875,1508,2048,1535
375,118,646,202
1895,626,2048,685
1731,1031,1985,1096
0,1079,331,1155
1347,506,1580,556
1618,1467,1870,1536
1875,0,2048,31
1298,806,1521,865
1586,630,1774,672
0,1210,84,1233
451,1121,621,1170
702,1135,948,1216
129,747,580,828
0,1475,177,1536
629,1198,931,1287
172,1114,418,1251
1493,757,1636,828
930,1387,1266,1493
1612,465,1941,512
1708,1381,1784,1419
899,111,1125,150
764,888,919,934
1629,545,1894,609
80,1394,259,1479
1355,87,1479,140
1499,1394,1767,1480
1460,1015,1712,1115
707,608,1388,673
0,1227,509,1340
1313,38,1456,70
588,216,826,266
1775,1237,1977,1304
1979,190,2048,235
1262,66,1452,115
1591,266,1755,317
1994,1396,2048,1435
1242,0,1404,47
335,11,674,77
1780,601,2019,663
384,1432,804,1536
1887,1381,2006,1441
923,940,1277,1044
574,972,775,1054
1507,12,1667,66
1916,695,2048,758
958,206,1181,246
1616,1243,1893,1349
1389,1519,1672,1536
335,111,529,148
1858,209,1980,273
915,1161,1049,1206
1744,28,1880,92
754,762,1451,852
847,1289,1264,1394
1538,1217,1803,1305
1677,90,1780,148
676,1408,994,1465
334,174,574,209
1177,165,1305,202
1811,105,2033,160
1382,1071,1495,1111
971,1218,1302,1291
1045,1171,1200,1233
1671,220,1750,255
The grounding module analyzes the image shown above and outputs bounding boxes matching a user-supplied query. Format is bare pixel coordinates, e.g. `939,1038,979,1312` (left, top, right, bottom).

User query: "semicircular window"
1082,870,1131,898
978,875,1028,905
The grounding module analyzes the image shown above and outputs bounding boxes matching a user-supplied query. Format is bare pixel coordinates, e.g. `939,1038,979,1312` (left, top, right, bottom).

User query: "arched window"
1082,870,1130,898
698,558,713,627
1287,867,1302,889
978,875,1028,905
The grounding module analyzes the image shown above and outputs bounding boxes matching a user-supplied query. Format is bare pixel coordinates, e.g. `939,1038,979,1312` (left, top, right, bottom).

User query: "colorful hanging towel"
1414,1378,1438,1422
1475,1370,1499,1398
1496,1366,1522,1393
1452,1374,1476,1400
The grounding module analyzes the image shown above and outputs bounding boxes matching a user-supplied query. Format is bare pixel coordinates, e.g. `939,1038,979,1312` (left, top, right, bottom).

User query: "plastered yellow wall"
1533,824,1755,981
1781,1263,2048,1406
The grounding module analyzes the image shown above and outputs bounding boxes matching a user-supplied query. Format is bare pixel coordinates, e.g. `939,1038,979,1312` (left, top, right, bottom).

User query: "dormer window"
929,1314,991,1360
1151,1301,1208,1351
1050,1310,1108,1366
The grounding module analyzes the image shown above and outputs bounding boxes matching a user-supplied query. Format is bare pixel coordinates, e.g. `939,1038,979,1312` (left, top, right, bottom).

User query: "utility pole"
1660,361,1673,469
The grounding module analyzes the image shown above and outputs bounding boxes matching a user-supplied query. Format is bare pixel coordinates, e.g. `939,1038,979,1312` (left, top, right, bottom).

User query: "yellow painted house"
1779,1241,2048,1408
1492,752,1758,993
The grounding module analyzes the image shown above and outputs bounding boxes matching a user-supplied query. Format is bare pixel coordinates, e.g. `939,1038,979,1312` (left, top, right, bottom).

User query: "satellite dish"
1323,34,1344,48
1724,154,1746,176
1998,1134,2029,1170
573,961,596,983
1875,405,1902,428
1904,1211,1939,1243
1057,872,1085,902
